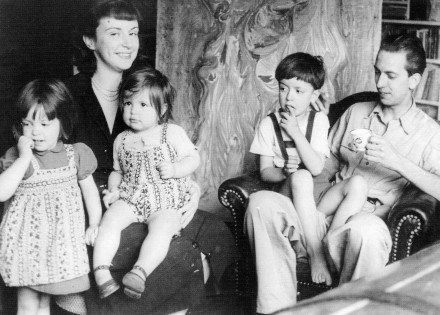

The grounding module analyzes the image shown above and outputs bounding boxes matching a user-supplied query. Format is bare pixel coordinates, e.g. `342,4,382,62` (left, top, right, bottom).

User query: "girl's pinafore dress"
0,144,90,289
118,123,190,222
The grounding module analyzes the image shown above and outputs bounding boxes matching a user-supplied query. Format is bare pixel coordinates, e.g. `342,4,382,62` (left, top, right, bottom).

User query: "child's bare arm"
78,175,102,246
259,155,285,183
0,136,33,202
157,148,200,179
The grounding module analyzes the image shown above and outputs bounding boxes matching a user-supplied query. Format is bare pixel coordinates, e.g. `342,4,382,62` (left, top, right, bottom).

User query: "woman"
61,1,238,314
68,0,141,193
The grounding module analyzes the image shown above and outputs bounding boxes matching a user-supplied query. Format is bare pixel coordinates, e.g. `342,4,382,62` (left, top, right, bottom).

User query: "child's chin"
296,109,310,116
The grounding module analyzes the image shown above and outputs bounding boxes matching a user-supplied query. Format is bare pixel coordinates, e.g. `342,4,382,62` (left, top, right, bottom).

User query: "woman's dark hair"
379,34,426,76
72,0,143,75
275,52,326,90
12,79,76,142
119,66,175,124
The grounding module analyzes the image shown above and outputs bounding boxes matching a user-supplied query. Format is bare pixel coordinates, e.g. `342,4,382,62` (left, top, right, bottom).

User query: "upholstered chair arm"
387,185,439,263
218,171,273,295
218,171,272,232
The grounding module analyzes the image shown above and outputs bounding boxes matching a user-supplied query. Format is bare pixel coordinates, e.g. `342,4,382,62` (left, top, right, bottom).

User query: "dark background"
0,0,157,155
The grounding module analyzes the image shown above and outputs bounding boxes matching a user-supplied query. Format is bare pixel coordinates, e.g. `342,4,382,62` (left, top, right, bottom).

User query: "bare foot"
309,251,332,286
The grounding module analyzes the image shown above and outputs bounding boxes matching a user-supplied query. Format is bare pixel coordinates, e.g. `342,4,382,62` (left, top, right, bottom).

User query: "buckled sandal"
122,265,148,299
94,265,120,299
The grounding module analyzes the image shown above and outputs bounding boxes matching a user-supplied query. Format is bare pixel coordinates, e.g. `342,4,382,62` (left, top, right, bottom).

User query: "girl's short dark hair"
72,0,143,75
119,66,175,124
275,52,326,90
12,79,77,142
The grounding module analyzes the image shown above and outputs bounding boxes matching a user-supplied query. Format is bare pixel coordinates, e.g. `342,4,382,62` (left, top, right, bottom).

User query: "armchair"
218,92,440,301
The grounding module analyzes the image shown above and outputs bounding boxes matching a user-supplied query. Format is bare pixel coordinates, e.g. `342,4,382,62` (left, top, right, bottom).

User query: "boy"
250,52,367,286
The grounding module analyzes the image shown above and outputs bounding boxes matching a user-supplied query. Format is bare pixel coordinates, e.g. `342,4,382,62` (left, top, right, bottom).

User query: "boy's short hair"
275,52,326,90
379,34,426,76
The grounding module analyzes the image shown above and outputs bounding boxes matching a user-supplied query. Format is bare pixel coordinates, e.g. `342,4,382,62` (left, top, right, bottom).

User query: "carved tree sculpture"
157,0,381,201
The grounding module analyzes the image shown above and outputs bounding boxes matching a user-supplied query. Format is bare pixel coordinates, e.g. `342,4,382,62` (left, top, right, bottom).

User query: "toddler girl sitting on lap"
93,66,200,299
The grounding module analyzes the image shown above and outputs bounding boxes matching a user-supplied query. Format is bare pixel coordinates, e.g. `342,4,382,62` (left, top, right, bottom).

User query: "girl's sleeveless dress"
118,123,190,222
0,144,90,288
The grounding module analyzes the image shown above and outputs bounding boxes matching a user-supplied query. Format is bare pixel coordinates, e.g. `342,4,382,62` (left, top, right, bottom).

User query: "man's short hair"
275,52,326,90
380,34,427,76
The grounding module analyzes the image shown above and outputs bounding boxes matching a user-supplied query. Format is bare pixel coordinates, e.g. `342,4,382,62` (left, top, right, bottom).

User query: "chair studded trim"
297,281,334,289
390,214,422,262
220,189,246,295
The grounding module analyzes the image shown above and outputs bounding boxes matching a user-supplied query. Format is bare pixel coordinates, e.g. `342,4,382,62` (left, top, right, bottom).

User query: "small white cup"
350,129,372,152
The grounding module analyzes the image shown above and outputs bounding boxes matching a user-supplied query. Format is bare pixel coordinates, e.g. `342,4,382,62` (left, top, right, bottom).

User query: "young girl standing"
0,79,102,315
93,66,200,299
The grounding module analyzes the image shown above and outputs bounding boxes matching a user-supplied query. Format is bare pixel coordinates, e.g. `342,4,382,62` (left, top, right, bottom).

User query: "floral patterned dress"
118,124,190,222
0,144,90,289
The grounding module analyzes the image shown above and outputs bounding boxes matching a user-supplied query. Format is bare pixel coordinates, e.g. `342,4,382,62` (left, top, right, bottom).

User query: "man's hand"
157,161,175,179
365,134,402,172
311,93,330,115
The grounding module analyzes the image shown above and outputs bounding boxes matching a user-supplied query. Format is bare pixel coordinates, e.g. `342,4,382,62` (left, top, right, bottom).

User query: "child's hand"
17,136,34,159
85,224,99,246
280,109,301,138
102,189,120,209
283,155,300,176
157,161,175,179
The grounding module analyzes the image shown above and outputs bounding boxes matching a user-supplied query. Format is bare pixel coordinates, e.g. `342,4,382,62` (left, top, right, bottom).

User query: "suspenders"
269,110,316,168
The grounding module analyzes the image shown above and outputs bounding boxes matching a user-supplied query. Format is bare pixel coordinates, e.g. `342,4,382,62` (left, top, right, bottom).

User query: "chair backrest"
328,91,379,128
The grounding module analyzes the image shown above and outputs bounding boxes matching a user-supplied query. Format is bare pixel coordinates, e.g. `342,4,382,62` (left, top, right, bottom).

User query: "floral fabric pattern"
118,124,190,222
0,145,90,287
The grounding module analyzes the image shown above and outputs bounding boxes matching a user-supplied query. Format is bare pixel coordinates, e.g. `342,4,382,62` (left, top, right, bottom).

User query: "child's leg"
122,209,181,298
136,209,181,276
17,287,50,315
37,294,50,315
287,170,332,285
93,200,137,285
317,175,368,234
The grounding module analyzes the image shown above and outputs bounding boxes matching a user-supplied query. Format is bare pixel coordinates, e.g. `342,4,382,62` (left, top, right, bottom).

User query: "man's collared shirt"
326,100,440,206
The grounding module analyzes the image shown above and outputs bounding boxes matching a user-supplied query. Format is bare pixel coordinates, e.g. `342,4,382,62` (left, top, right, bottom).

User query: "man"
245,34,440,314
